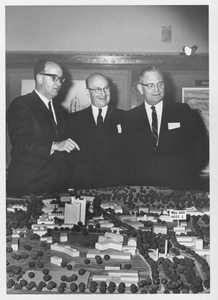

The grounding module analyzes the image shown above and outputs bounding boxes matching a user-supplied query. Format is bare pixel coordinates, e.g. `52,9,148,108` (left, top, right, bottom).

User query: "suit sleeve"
182,104,209,173
7,98,53,160
192,108,209,172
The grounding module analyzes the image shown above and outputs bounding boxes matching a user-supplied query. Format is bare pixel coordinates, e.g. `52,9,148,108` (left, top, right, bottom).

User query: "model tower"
64,197,86,225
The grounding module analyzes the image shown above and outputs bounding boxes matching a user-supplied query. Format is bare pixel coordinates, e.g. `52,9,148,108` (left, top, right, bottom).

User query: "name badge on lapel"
117,124,122,133
168,122,181,130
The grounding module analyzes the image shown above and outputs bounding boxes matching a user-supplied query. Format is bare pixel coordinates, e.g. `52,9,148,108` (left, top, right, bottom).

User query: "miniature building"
60,232,68,242
95,240,123,251
153,224,167,235
51,243,80,257
122,245,136,255
120,215,137,222
60,196,71,203
12,228,26,238
114,205,123,214
138,207,149,214
11,237,19,251
105,265,120,270
137,215,148,221
40,236,52,243
86,250,131,260
37,214,54,224
127,237,137,247
32,225,48,236
104,232,124,242
64,198,86,225
50,255,62,266
98,220,114,228
110,227,123,234
159,214,171,222
92,270,139,287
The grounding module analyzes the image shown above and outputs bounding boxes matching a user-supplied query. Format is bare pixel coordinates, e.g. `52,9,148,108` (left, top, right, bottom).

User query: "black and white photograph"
3,1,218,297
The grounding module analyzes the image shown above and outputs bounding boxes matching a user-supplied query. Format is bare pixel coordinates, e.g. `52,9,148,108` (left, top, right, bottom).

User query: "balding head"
86,73,111,108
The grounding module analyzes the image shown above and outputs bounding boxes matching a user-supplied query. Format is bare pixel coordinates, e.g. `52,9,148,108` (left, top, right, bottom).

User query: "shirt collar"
144,100,163,112
35,89,52,108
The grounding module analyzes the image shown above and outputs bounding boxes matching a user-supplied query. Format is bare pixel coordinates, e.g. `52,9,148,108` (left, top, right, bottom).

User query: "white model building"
12,228,26,237
37,214,54,224
60,232,68,242
11,237,19,251
50,256,62,266
64,197,86,225
95,240,123,251
51,243,80,257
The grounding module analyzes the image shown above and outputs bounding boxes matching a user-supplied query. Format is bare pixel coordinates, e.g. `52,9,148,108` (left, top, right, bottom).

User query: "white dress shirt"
35,89,57,124
144,100,163,138
92,104,108,124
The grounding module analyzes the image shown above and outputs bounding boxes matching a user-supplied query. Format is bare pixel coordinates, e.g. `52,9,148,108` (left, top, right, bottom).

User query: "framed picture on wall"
182,87,209,133
182,87,209,176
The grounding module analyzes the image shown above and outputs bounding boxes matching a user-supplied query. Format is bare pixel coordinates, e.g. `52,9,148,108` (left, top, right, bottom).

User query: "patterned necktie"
97,108,103,136
48,100,55,123
151,105,158,145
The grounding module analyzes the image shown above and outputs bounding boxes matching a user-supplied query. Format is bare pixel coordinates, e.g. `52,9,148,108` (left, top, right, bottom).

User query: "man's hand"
51,138,80,153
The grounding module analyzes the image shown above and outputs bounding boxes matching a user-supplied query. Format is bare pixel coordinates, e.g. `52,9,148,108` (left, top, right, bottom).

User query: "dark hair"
139,66,163,82
33,59,62,80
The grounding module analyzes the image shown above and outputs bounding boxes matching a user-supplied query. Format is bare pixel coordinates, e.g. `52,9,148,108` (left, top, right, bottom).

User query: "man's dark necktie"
97,108,103,137
151,105,158,145
48,100,55,123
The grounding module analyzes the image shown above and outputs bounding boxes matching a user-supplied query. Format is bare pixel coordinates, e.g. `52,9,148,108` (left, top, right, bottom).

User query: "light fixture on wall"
182,45,198,56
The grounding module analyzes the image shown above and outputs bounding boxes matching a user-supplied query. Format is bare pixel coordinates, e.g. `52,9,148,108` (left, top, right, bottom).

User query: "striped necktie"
97,108,103,137
151,105,158,145
48,100,55,123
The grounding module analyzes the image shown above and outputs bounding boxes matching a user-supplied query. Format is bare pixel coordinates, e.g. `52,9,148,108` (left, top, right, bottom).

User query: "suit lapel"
158,101,172,146
138,103,153,135
32,91,60,137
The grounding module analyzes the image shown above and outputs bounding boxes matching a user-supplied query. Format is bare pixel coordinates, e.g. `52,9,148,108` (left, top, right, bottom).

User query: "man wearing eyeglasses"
66,73,127,189
6,59,80,196
126,66,209,190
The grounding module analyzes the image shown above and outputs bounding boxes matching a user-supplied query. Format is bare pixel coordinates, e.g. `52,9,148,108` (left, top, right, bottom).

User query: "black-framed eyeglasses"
40,73,65,84
88,86,110,94
140,82,165,91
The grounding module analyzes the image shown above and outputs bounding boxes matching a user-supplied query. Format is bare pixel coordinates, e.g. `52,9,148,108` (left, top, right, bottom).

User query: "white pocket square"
168,122,180,130
117,124,122,133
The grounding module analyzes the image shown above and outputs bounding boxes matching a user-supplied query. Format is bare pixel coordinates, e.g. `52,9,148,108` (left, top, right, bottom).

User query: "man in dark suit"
6,59,80,196
127,66,209,190
66,73,127,189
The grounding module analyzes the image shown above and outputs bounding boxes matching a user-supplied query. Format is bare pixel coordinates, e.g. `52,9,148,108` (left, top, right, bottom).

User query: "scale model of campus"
7,185,210,294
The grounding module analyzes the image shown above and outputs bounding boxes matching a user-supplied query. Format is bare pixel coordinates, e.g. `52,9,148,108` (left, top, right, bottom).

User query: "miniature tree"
104,254,110,260
38,281,46,288
99,286,106,293
78,268,86,276
71,274,78,281
124,263,132,269
84,258,90,265
61,261,67,268
7,279,15,289
89,285,97,293
70,282,78,292
67,264,72,270
20,279,27,287
78,282,86,292
36,285,43,291
14,283,22,290
28,271,35,278
26,283,34,290
43,274,52,282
